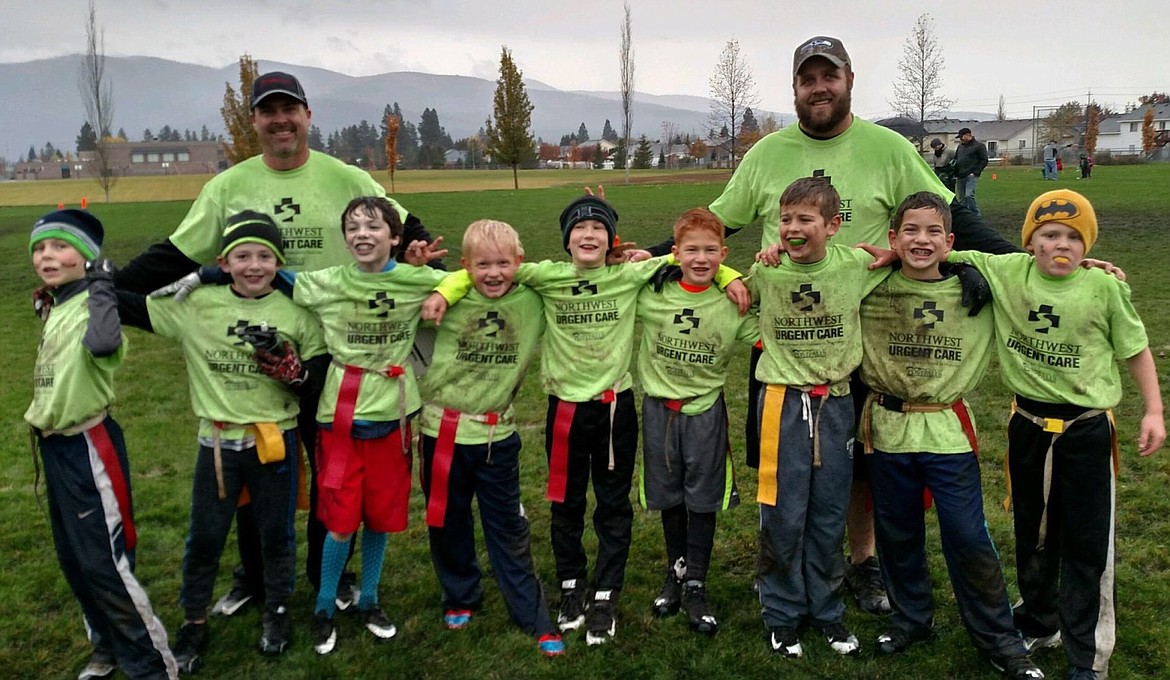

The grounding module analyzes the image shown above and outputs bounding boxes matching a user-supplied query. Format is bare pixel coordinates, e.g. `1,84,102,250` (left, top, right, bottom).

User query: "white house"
1095,103,1170,156
969,119,1037,161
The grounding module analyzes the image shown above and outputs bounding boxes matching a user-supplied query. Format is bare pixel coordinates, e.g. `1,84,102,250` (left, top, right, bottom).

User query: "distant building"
1096,103,1170,156
13,140,225,180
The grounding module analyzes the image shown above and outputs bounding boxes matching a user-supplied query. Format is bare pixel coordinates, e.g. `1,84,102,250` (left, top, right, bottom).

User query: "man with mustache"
114,71,441,670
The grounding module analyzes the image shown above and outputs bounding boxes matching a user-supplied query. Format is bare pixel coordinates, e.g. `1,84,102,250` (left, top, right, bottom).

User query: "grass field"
1,165,1168,679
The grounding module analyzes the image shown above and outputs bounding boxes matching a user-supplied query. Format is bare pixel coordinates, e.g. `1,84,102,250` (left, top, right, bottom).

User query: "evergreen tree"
484,46,536,189
633,135,653,169
76,122,98,152
578,122,590,142
308,124,325,152
602,119,619,142
27,145,37,163
611,139,628,169
658,150,666,168
741,107,759,133
200,124,210,141
142,128,153,141
116,127,127,141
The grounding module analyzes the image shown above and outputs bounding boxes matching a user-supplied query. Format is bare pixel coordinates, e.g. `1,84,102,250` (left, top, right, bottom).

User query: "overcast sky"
3,0,1165,119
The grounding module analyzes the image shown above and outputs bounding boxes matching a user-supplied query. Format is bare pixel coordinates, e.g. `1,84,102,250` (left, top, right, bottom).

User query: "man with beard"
644,36,1016,621
114,72,441,668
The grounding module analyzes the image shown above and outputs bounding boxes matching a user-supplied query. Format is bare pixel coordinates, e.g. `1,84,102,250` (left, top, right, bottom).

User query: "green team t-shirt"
147,286,327,440
710,119,953,249
294,263,447,423
636,281,759,415
418,286,545,443
949,251,1148,409
859,272,995,453
748,245,889,394
25,292,126,431
168,151,406,271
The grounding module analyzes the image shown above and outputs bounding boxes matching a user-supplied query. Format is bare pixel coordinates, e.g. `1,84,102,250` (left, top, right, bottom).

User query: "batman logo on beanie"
1033,199,1079,222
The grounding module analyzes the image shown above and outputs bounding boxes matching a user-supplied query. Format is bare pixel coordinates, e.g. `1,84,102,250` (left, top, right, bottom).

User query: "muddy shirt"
860,272,994,453
147,286,326,439
168,151,406,271
294,263,447,423
418,286,544,443
710,118,952,249
748,245,888,394
950,251,1147,409
636,281,759,415
25,291,126,431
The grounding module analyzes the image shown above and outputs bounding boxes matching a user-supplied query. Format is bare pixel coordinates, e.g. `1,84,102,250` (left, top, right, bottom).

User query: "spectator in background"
953,128,989,216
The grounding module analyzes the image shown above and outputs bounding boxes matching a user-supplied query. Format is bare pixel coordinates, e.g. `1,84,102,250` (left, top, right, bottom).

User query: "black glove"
236,324,283,355
32,286,54,320
85,258,116,282
650,264,683,292
941,261,991,316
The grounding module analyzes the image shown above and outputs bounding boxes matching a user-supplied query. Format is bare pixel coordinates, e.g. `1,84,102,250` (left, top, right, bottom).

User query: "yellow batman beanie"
1022,189,1098,254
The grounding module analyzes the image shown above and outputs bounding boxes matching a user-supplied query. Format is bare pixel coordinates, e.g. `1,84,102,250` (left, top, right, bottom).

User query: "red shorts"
316,426,412,534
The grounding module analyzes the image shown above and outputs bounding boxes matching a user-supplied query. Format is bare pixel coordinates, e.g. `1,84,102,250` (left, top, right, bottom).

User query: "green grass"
2,165,1169,679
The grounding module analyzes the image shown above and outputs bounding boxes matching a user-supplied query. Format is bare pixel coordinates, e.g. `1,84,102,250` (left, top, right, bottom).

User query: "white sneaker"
820,623,861,656
769,626,803,658
1023,630,1062,652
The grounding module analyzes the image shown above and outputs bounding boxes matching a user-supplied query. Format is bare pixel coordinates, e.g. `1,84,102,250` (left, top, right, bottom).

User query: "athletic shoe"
173,621,208,675
360,606,398,640
585,590,617,646
312,611,337,655
211,585,254,617
989,653,1045,679
876,623,934,654
1022,631,1062,653
77,649,117,680
335,574,361,613
444,609,474,630
259,606,290,655
819,622,861,656
557,580,588,632
1067,667,1102,680
537,633,566,657
845,555,891,614
768,626,802,658
681,580,718,636
652,572,683,618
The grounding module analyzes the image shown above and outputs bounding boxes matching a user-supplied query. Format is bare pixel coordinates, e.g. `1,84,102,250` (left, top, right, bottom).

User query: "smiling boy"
747,177,888,659
636,208,758,637
417,219,564,656
949,189,1164,679
115,210,327,671
292,196,448,655
859,192,1043,679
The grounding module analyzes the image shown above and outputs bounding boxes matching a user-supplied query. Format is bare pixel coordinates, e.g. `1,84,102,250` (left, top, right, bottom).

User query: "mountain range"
0,55,795,160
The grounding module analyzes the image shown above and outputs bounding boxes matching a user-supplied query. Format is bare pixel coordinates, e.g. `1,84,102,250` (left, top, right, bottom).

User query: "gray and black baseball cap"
251,71,308,109
793,36,851,76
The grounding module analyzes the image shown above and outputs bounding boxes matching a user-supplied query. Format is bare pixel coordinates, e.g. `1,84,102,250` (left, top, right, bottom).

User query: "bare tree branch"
888,13,953,148
77,0,116,202
709,38,759,170
619,1,634,183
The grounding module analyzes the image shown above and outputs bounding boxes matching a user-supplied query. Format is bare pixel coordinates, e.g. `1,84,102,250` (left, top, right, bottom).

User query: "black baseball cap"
793,36,851,76
956,127,972,139
251,71,308,109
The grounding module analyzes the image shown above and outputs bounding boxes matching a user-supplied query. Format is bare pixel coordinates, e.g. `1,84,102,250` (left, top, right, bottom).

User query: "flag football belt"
323,361,409,491
425,406,501,528
757,383,830,506
30,411,137,550
547,381,622,503
209,421,286,500
859,392,979,455
1003,401,1116,554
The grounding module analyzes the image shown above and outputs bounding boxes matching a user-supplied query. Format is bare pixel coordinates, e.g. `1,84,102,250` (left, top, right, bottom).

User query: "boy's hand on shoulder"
941,262,992,317
607,243,650,264
857,243,897,269
725,279,751,316
403,236,448,266
149,269,204,302
1081,257,1126,282
254,341,307,386
421,292,448,326
755,243,785,267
